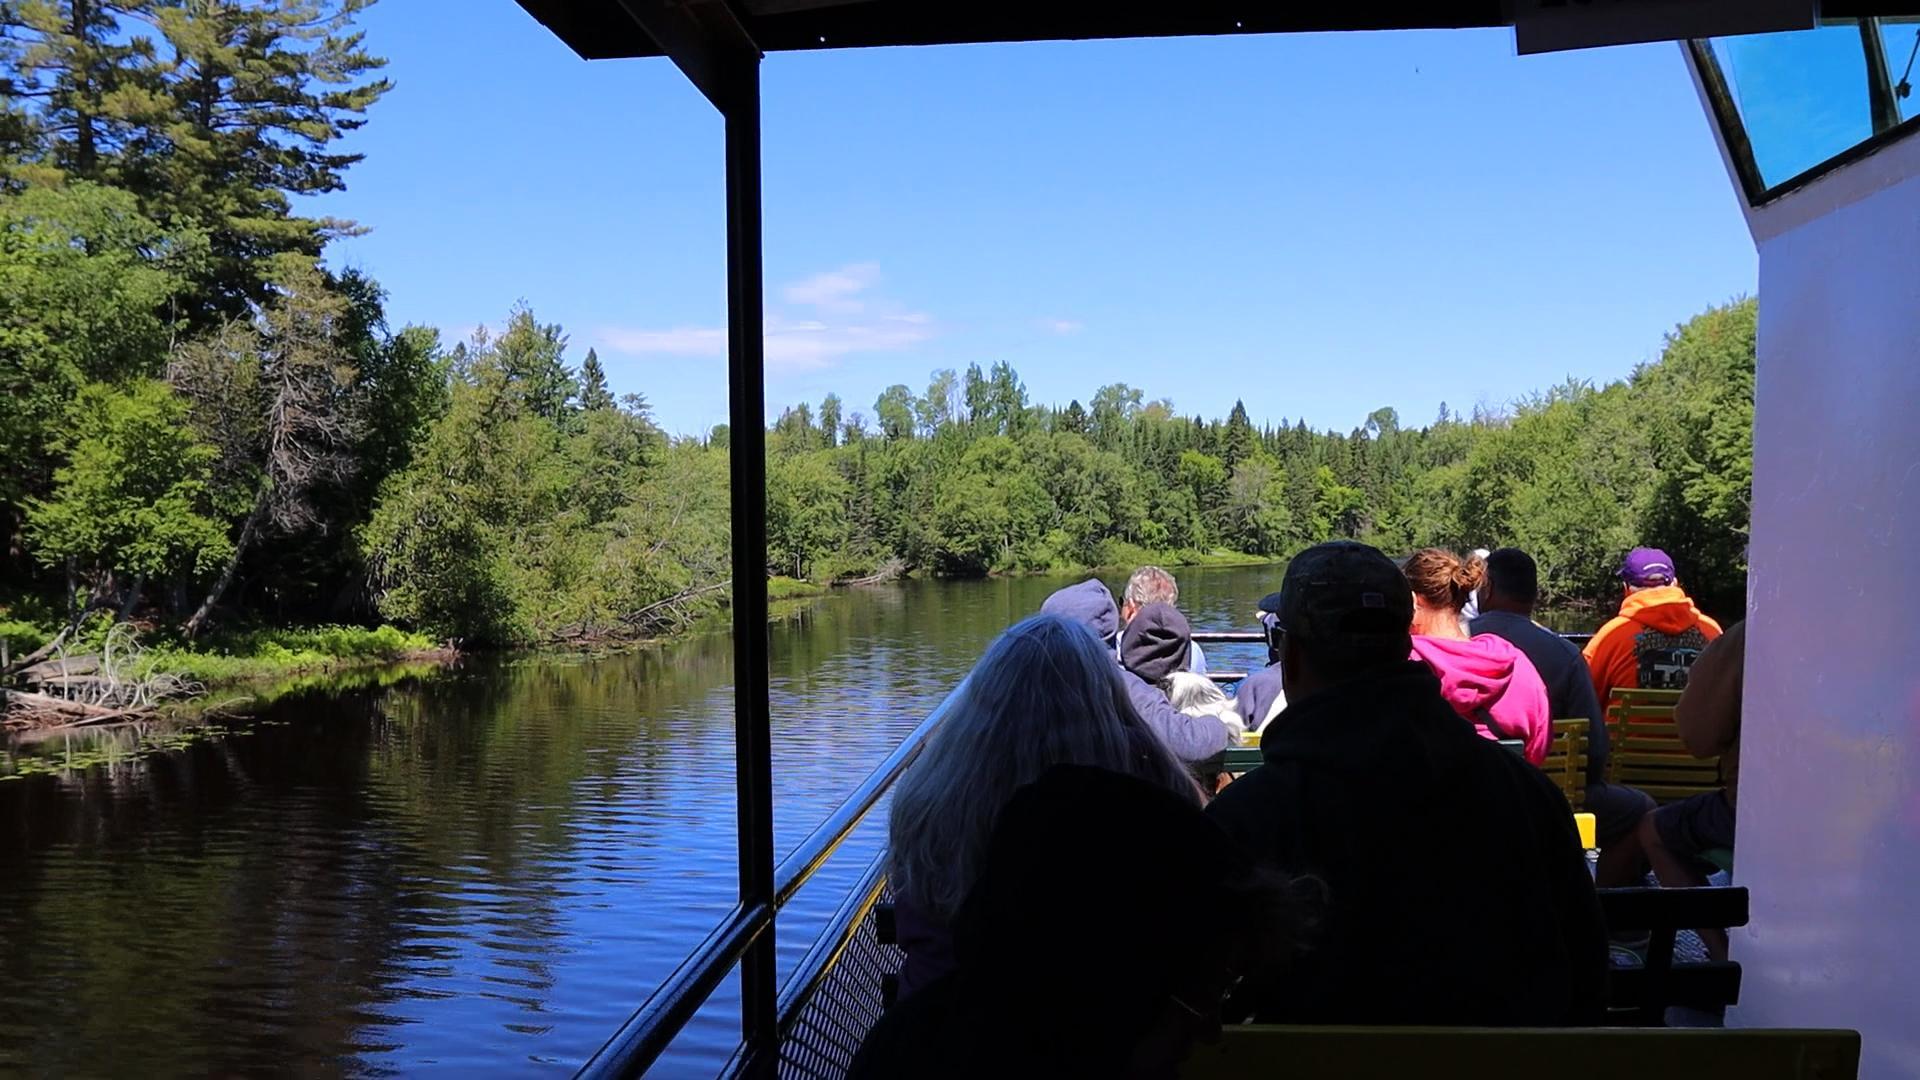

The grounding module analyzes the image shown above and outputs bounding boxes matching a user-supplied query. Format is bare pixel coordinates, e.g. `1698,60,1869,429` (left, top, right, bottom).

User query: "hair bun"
1452,554,1485,609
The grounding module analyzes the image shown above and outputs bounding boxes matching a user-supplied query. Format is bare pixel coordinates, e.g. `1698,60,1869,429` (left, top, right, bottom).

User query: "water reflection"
0,567,1594,1075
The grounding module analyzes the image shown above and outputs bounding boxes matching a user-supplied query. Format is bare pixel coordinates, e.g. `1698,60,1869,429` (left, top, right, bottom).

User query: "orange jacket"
1583,586,1723,706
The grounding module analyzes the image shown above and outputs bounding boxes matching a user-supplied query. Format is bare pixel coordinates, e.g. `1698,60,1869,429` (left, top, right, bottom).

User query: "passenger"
1459,547,1491,623
1041,580,1232,762
1120,602,1246,743
1206,541,1608,1026
1584,546,1723,707
1233,610,1288,734
886,614,1202,1001
852,765,1307,1080
1404,548,1552,764
1472,548,1655,886
1638,619,1744,962
1122,565,1208,673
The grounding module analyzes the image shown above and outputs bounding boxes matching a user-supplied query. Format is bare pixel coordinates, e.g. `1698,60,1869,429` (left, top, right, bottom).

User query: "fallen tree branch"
619,579,730,629
3,689,129,721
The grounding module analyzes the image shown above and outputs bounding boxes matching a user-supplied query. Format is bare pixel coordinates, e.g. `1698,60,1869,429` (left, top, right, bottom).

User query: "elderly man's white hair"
1123,565,1180,609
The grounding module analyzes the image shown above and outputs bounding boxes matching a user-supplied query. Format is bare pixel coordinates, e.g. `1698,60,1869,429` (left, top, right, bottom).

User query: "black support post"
722,53,777,1078
1861,18,1903,134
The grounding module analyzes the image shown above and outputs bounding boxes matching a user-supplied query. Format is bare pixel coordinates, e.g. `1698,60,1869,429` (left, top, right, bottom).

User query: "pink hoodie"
1410,635,1552,764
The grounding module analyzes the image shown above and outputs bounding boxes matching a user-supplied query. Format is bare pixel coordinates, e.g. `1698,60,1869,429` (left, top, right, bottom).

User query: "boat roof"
516,1,1909,62
512,3,1517,61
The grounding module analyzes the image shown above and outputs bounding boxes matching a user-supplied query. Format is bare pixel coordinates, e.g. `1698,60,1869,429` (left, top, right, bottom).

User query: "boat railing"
1190,629,1596,686
577,679,965,1079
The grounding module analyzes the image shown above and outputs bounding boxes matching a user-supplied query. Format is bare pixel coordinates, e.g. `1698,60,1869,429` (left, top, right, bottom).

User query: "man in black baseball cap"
1207,541,1606,1027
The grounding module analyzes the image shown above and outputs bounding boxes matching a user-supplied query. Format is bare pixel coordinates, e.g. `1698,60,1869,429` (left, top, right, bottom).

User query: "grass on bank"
3,612,437,682
767,576,830,601
140,625,441,683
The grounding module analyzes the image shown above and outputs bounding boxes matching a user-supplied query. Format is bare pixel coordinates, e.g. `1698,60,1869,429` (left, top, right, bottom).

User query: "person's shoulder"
1584,616,1632,657
1551,630,1585,661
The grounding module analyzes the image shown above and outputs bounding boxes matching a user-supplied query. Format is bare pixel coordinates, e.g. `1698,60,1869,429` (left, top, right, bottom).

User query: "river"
0,567,1596,1077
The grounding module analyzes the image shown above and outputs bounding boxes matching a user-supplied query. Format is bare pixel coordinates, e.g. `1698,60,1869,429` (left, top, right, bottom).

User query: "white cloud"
599,266,934,374
783,262,881,314
599,325,728,356
766,314,933,372
1040,318,1084,335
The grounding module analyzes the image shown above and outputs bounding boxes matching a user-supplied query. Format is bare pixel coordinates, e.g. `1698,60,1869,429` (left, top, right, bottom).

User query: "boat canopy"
515,1,1904,61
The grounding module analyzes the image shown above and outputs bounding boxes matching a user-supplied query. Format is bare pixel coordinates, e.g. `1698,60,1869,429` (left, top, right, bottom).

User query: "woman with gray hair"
887,613,1202,1000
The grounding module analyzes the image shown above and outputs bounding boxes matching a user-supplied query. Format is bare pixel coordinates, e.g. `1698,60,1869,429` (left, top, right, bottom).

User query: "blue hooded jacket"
1234,663,1288,733
1040,580,1229,762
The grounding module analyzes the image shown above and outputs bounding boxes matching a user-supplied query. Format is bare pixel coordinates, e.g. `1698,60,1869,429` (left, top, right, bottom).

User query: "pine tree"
578,347,614,411
819,392,842,448
0,0,169,184
145,0,389,315
1224,399,1256,465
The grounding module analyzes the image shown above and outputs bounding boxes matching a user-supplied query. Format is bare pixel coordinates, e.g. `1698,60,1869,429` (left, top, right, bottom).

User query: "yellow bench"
1607,688,1723,804
1182,1025,1860,1079
1541,717,1590,808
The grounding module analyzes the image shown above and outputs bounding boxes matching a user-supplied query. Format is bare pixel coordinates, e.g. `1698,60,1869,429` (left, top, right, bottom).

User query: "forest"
0,0,1754,661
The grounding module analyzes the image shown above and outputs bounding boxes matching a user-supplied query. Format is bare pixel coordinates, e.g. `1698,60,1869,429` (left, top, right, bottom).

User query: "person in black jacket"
1206,540,1607,1026
1472,546,1655,886
851,765,1308,1080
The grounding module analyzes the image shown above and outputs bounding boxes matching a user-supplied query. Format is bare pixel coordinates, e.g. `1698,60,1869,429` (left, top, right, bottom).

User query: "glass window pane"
1883,17,1920,126
1711,24,1875,188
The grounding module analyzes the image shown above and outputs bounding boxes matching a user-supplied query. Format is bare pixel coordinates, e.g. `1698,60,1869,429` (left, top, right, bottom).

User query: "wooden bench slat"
1608,963,1744,1014
1182,1026,1860,1080
1598,886,1748,929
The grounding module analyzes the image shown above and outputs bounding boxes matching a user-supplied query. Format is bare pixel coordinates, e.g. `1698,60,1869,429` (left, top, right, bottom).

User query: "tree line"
0,0,1754,654
759,298,1752,621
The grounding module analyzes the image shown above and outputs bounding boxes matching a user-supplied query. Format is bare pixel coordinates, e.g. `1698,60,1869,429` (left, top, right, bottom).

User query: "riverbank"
144,625,455,684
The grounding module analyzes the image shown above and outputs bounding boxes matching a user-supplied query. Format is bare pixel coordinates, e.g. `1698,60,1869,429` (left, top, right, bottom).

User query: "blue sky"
319,5,1758,437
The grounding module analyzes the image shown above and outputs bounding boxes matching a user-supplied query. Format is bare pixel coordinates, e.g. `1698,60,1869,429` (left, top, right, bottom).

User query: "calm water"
0,568,1594,1077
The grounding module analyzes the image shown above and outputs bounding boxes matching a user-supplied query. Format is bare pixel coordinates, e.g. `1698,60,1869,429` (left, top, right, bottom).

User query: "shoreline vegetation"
3,556,1254,734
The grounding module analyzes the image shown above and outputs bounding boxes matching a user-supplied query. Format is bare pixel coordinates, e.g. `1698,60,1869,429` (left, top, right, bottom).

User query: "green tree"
26,379,231,612
0,0,168,183
818,392,842,448
577,348,614,411
138,0,391,316
920,368,956,433
1224,453,1291,555
962,363,989,426
985,361,1027,436
1310,464,1364,540
2,0,393,319
767,452,850,578
875,383,915,442
1224,399,1256,464
0,182,195,528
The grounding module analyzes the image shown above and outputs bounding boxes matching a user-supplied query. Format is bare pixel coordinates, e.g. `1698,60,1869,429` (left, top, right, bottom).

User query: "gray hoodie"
1041,581,1230,762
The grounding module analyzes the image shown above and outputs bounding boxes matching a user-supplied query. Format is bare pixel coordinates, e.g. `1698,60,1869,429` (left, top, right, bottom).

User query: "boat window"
1695,17,1920,204
1881,17,1920,126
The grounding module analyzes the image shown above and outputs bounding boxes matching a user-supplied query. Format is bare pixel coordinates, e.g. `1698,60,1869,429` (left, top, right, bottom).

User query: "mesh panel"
776,891,901,1080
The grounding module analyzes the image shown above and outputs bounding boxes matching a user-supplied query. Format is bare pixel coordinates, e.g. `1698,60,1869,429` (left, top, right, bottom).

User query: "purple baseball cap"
1620,547,1676,587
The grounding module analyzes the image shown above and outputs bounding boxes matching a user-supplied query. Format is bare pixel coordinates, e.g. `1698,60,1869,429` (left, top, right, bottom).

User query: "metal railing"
577,681,964,1078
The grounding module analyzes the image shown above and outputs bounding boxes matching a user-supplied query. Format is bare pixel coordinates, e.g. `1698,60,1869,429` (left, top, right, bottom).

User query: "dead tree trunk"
184,486,268,640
